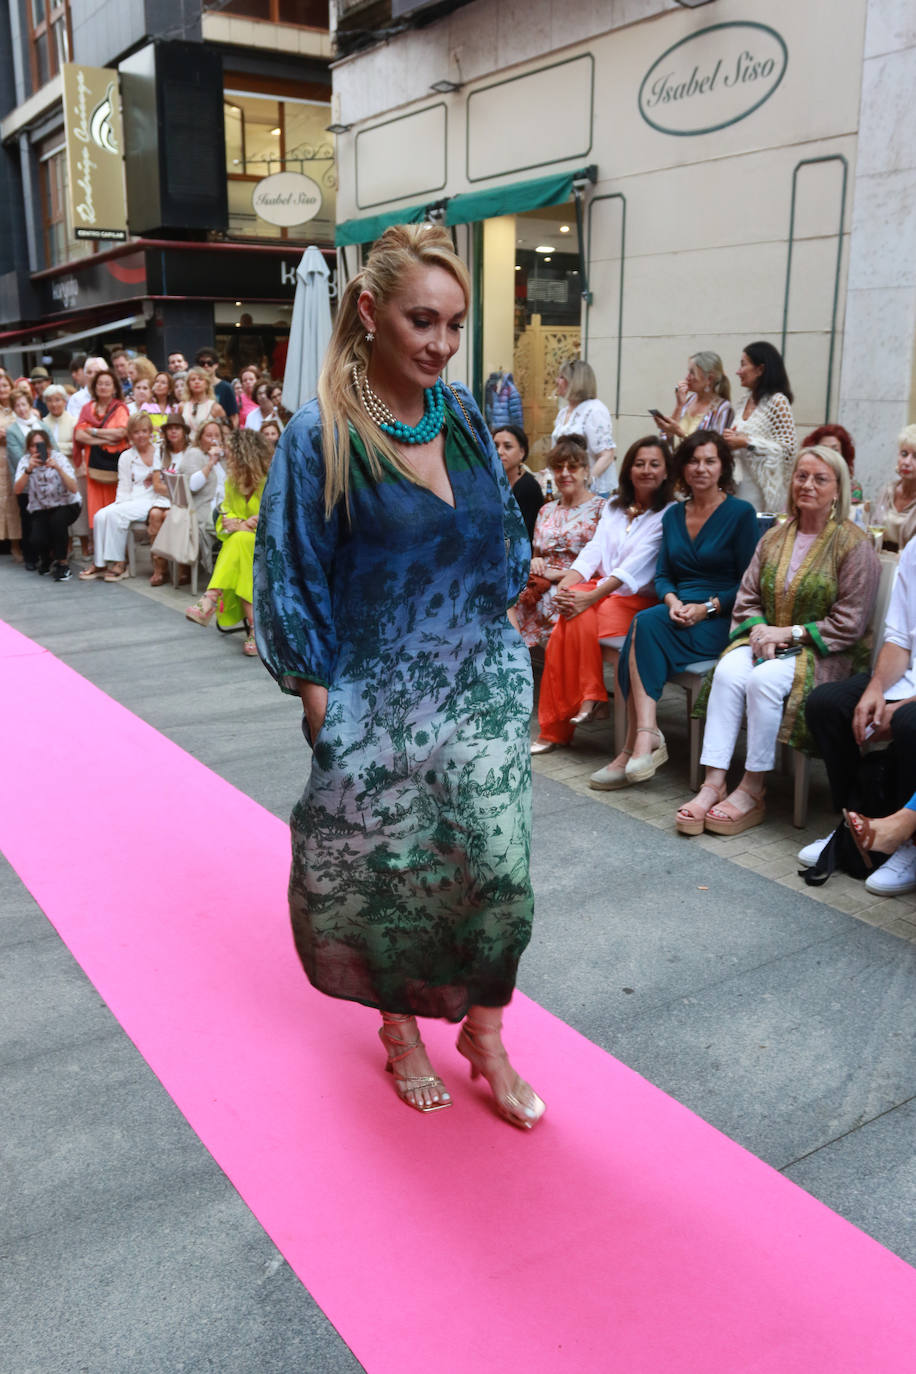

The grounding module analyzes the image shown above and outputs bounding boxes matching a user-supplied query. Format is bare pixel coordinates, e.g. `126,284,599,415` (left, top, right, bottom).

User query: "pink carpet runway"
2,619,914,1372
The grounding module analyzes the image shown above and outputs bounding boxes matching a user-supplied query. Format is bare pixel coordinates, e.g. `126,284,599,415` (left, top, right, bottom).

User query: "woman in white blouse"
722,341,797,512
552,359,616,496
78,412,164,581
532,436,676,752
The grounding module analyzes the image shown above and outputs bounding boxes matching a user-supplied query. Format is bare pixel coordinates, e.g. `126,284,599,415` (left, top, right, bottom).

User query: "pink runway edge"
1,619,914,1372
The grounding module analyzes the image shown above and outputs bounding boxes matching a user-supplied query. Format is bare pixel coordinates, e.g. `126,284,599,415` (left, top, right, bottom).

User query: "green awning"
335,165,597,246
444,166,596,227
335,201,430,248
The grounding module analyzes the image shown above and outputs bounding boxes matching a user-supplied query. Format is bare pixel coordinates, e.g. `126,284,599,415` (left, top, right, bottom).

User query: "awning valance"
444,166,596,227
335,202,431,248
335,165,597,246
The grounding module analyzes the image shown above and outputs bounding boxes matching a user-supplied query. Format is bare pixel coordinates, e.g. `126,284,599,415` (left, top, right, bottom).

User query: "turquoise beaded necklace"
353,364,446,445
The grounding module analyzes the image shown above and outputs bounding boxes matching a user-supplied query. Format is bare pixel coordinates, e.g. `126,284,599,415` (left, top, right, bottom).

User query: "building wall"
838,0,916,489
332,0,916,503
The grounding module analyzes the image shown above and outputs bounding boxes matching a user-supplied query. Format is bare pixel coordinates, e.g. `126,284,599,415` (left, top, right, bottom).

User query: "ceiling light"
535,244,555,254
515,265,521,271
235,301,242,306
559,224,570,234
543,257,552,263
270,127,280,136
429,78,462,94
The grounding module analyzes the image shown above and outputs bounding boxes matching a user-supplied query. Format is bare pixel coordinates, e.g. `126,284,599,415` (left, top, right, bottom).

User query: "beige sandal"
676,781,728,836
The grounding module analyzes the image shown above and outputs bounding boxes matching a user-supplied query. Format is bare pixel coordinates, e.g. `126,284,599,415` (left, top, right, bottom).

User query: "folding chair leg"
126,529,136,579
793,751,811,829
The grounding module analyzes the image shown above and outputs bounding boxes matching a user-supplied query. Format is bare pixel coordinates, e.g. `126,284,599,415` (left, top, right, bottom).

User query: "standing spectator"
67,356,106,420
244,380,281,432
552,359,617,496
195,348,239,429
181,367,226,441
236,366,260,424
259,419,281,455
66,353,87,416
29,367,52,417
152,371,178,416
654,351,734,443
41,386,75,457
722,341,797,513
492,424,543,542
168,351,189,375
802,424,862,504
0,371,23,561
109,348,133,396
73,369,130,529
13,429,81,580
872,424,916,553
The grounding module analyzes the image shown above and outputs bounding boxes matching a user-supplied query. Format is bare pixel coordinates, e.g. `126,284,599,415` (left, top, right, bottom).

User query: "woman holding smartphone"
677,446,880,836
13,431,81,580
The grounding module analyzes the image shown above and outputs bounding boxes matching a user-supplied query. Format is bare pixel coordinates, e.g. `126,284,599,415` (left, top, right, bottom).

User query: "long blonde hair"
317,223,471,516
224,428,272,499
558,359,597,408
690,350,731,402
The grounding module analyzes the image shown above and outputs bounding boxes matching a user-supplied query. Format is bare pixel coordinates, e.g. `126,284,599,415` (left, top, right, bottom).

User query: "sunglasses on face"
550,459,585,473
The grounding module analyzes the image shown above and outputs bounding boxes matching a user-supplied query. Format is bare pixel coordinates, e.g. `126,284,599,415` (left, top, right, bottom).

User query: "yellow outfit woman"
209,477,264,627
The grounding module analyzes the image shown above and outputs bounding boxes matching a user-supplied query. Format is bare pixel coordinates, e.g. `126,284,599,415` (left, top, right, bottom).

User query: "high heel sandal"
185,592,218,626
456,1017,545,1130
570,700,610,726
675,780,728,836
378,1014,452,1114
624,727,668,783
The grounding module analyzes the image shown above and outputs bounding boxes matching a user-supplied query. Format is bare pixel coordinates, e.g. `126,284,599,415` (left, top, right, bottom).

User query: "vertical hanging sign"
61,64,128,241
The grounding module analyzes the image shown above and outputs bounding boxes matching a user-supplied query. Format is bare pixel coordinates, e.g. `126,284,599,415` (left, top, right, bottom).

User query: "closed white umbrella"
282,245,333,414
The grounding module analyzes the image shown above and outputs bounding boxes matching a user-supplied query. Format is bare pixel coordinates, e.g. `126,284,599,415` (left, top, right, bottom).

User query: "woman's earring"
365,332,374,344
830,498,838,520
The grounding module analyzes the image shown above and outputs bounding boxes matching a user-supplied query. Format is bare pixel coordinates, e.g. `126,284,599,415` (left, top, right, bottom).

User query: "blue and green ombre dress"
254,383,534,1021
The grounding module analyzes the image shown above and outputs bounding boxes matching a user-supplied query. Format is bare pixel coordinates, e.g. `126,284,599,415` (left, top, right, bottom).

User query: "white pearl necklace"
352,365,398,428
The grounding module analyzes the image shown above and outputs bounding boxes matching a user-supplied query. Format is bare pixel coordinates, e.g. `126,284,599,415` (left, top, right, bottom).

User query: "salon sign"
252,172,323,227
61,64,128,240
638,22,788,136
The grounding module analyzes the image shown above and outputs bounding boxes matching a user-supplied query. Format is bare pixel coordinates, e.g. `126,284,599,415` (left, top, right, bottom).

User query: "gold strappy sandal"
456,1017,545,1131
378,1014,452,1114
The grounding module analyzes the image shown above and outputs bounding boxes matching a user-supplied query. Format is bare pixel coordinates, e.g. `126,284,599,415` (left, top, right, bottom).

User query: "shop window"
205,0,328,26
39,141,94,269
28,0,71,93
224,91,336,242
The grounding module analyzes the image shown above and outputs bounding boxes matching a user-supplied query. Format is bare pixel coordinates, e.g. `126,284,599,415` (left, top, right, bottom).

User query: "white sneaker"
797,834,832,867
864,839,916,896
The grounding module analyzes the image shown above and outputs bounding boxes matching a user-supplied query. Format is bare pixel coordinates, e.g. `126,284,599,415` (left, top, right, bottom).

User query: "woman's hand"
244,514,258,531
722,429,749,450
530,556,547,577
654,412,683,439
556,584,599,619
748,624,792,661
675,379,689,408
298,681,328,744
670,601,708,627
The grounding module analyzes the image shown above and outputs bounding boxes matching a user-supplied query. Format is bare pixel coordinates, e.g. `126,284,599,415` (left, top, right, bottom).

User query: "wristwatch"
705,598,717,618
790,624,805,643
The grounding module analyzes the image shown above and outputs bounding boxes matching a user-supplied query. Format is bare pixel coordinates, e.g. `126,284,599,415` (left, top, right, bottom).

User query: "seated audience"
237,366,260,423
846,795,916,875
244,380,281,433
872,424,916,552
654,351,734,443
803,534,916,896
590,430,759,790
12,430,81,580
802,424,862,503
492,424,544,543
722,341,797,512
677,446,879,836
185,429,272,656
78,412,163,582
259,419,282,455
532,436,674,749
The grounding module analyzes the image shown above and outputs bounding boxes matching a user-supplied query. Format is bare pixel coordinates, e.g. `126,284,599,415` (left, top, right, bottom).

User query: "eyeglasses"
550,459,585,473
794,472,835,488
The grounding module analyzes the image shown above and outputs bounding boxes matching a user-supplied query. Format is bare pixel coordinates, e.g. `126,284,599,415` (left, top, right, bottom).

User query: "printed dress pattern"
518,494,605,647
254,386,534,1021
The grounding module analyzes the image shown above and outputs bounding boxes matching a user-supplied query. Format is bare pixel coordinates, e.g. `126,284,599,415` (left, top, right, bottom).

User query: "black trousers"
28,503,80,564
805,674,916,812
17,493,34,563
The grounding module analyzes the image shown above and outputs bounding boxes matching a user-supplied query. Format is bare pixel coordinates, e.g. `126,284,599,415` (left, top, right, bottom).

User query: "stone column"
838,1,916,499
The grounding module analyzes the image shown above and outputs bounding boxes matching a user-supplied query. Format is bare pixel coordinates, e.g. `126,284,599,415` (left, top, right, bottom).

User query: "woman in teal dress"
253,225,544,1129
589,430,759,790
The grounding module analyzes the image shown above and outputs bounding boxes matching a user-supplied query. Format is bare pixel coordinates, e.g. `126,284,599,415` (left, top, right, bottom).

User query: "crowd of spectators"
2,335,915,897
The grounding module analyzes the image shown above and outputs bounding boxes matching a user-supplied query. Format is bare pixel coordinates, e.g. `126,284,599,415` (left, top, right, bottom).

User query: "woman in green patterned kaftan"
254,225,545,1128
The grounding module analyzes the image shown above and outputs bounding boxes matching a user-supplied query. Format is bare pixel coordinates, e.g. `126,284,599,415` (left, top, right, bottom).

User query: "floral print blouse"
518,494,605,648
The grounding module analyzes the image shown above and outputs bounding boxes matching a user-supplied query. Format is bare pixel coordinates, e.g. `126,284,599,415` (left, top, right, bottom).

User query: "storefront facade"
331,0,916,498
0,0,335,375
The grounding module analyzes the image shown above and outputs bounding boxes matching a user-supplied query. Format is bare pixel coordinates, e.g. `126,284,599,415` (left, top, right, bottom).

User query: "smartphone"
863,721,878,741
648,408,665,422
35,439,48,464
775,644,803,658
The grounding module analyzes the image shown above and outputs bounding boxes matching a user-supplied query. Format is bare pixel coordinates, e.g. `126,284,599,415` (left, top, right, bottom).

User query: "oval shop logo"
638,22,788,137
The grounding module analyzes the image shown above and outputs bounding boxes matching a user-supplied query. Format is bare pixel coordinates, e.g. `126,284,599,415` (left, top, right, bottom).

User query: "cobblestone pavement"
526,662,916,947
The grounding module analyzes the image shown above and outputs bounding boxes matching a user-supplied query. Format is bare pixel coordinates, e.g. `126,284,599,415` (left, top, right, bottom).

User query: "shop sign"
252,172,323,228
61,64,128,240
638,22,788,137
